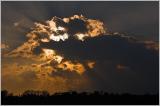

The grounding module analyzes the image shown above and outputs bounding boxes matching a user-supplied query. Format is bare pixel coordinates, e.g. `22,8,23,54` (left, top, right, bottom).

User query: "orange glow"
57,61,86,75
41,38,50,42
42,48,55,57
1,43,9,49
75,33,89,41
87,19,106,37
87,61,96,69
49,33,69,42
143,41,159,51
53,55,63,64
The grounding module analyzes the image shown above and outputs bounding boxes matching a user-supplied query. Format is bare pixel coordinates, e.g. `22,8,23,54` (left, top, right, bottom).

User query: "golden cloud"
5,15,100,76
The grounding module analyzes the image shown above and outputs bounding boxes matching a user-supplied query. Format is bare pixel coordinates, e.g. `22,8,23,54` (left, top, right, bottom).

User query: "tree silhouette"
1,90,159,105
1,90,8,97
1,90,13,97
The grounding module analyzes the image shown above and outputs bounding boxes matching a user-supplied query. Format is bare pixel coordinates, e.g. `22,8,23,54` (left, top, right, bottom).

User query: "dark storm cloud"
40,34,158,94
67,19,87,35
41,34,158,61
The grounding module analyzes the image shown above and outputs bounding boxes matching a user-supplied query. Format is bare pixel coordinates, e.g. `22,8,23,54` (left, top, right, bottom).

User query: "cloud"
5,15,106,59
5,15,104,75
140,40,159,51
1,43,9,49
17,14,106,44
1,43,10,56
2,15,159,94
40,34,158,94
2,62,91,95
116,64,130,70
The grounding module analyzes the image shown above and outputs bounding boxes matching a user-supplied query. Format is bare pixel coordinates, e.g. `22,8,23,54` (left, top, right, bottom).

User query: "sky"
1,1,159,95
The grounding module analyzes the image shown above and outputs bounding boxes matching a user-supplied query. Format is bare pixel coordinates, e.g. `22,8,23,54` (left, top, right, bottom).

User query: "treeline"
1,90,159,105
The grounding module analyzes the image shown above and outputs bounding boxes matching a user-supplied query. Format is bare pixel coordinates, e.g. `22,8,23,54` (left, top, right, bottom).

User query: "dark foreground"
2,90,159,105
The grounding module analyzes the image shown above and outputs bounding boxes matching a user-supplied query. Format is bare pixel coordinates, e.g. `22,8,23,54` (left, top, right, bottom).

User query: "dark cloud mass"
39,34,159,94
